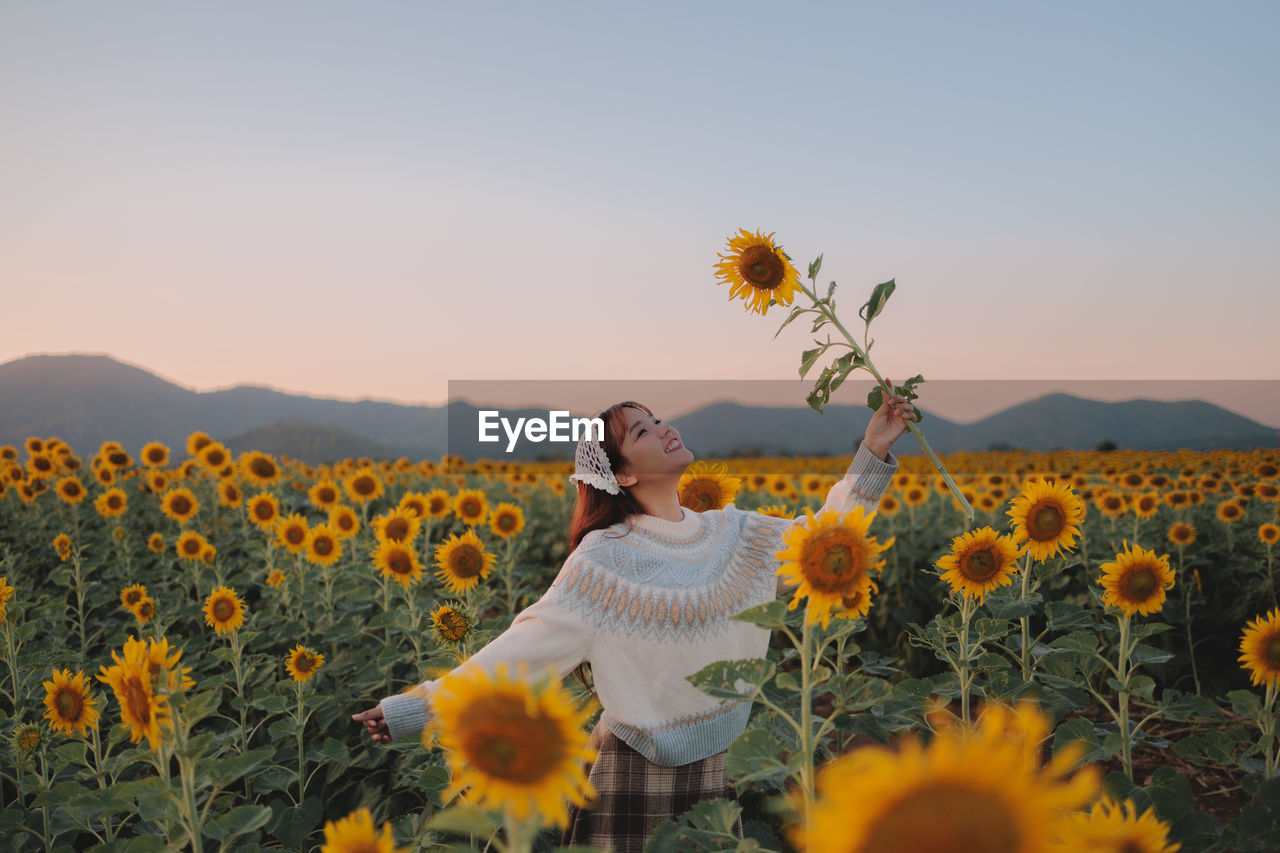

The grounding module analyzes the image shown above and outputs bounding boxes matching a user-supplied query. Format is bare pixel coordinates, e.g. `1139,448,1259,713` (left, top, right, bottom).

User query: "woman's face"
614,406,694,484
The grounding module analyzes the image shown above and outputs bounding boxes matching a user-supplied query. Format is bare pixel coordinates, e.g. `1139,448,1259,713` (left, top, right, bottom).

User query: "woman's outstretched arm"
354,560,596,744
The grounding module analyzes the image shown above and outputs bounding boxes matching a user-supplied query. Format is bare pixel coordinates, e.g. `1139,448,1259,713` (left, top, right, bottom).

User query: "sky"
3,2,1278,426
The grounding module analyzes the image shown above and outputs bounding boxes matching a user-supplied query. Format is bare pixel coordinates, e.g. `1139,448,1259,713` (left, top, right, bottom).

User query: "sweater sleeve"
379,570,596,743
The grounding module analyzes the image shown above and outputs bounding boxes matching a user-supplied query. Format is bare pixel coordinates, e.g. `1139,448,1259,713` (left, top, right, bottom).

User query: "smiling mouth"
665,438,683,452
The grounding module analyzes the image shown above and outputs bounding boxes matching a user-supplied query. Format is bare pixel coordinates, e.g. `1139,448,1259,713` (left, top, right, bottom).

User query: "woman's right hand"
352,702,391,744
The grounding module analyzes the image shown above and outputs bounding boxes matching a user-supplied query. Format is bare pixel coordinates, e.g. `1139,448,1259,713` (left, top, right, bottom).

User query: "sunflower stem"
1181,548,1202,697
1116,613,1134,780
795,279,973,526
798,615,816,836
296,680,307,804
1019,551,1033,683
1262,680,1277,780
958,594,974,726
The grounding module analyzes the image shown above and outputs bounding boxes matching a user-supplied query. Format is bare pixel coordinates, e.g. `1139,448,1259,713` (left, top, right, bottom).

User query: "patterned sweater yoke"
378,443,898,766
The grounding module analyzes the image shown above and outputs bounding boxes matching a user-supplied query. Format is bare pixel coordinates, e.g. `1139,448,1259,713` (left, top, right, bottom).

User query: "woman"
352,387,917,851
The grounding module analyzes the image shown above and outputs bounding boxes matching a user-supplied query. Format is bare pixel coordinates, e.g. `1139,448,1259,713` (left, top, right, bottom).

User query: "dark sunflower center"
354,477,376,496
1123,567,1158,601
450,545,482,578
126,591,142,605
1029,501,1065,541
206,450,225,466
739,245,785,290
386,519,410,540
251,459,276,478
64,482,81,496
318,487,335,502
213,598,234,622
123,677,152,725
861,782,1020,853
962,547,1001,582
430,498,446,513
183,539,201,555
338,515,354,531
438,611,468,641
461,499,481,517
171,496,192,515
313,536,333,556
254,503,273,520
108,452,128,466
148,450,165,463
685,482,721,512
138,601,155,618
462,696,565,784
295,654,315,673
286,526,305,545
497,514,516,532
387,550,413,575
55,687,83,721
1264,636,1280,665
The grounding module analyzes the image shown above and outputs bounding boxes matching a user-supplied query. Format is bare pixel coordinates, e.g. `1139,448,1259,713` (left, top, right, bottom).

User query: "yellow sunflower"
713,228,801,315
424,488,453,519
53,533,72,561
343,467,383,504
373,539,426,588
246,492,280,529
96,637,171,751
0,576,14,623
240,450,281,487
175,530,209,561
488,502,526,539
398,491,429,520
203,586,246,635
757,504,795,519
678,461,743,512
433,530,496,595
832,576,878,620
140,442,170,468
1131,492,1160,520
903,485,930,508
217,481,243,508
94,487,128,518
120,583,148,612
1054,797,1180,853
1260,523,1280,546
794,701,1099,853
1216,499,1245,523
147,470,168,492
266,569,287,588
43,668,101,737
1167,523,1196,547
1097,492,1129,518
329,504,360,539
431,662,596,827
935,527,1025,603
454,488,490,526
1006,479,1086,561
1239,607,1280,688
1098,541,1176,618
319,807,405,853
776,505,895,628
275,513,310,554
55,476,86,505
197,441,231,473
431,603,473,645
309,479,341,512
13,723,42,753
305,524,343,567
133,597,157,625
373,507,421,545
285,645,325,683
160,487,200,524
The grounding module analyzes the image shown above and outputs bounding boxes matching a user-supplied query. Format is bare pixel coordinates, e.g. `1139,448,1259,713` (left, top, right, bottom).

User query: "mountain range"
1,355,1274,463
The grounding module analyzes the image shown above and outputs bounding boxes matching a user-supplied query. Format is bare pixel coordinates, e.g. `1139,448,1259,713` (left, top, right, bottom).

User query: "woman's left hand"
863,377,917,460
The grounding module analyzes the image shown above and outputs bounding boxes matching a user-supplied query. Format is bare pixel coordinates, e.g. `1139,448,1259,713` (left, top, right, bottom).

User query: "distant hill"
1,354,1274,462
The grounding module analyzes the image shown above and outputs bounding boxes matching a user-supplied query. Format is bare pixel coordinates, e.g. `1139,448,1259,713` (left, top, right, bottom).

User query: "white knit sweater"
379,443,898,765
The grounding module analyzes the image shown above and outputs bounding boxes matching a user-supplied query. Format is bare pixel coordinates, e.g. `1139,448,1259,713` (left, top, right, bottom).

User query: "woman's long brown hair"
566,400,652,692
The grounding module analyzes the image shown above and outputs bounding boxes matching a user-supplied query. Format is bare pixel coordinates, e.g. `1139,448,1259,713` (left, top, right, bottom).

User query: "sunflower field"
2,433,1280,852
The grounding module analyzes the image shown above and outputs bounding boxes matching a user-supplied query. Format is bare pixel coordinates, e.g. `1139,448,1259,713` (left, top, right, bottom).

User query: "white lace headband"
568,433,621,495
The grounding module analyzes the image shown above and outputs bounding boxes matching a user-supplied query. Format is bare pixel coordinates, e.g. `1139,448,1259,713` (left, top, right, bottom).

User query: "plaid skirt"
562,721,740,853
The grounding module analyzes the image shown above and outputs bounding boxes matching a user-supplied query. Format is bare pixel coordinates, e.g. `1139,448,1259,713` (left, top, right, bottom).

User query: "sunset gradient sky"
3,2,1277,425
